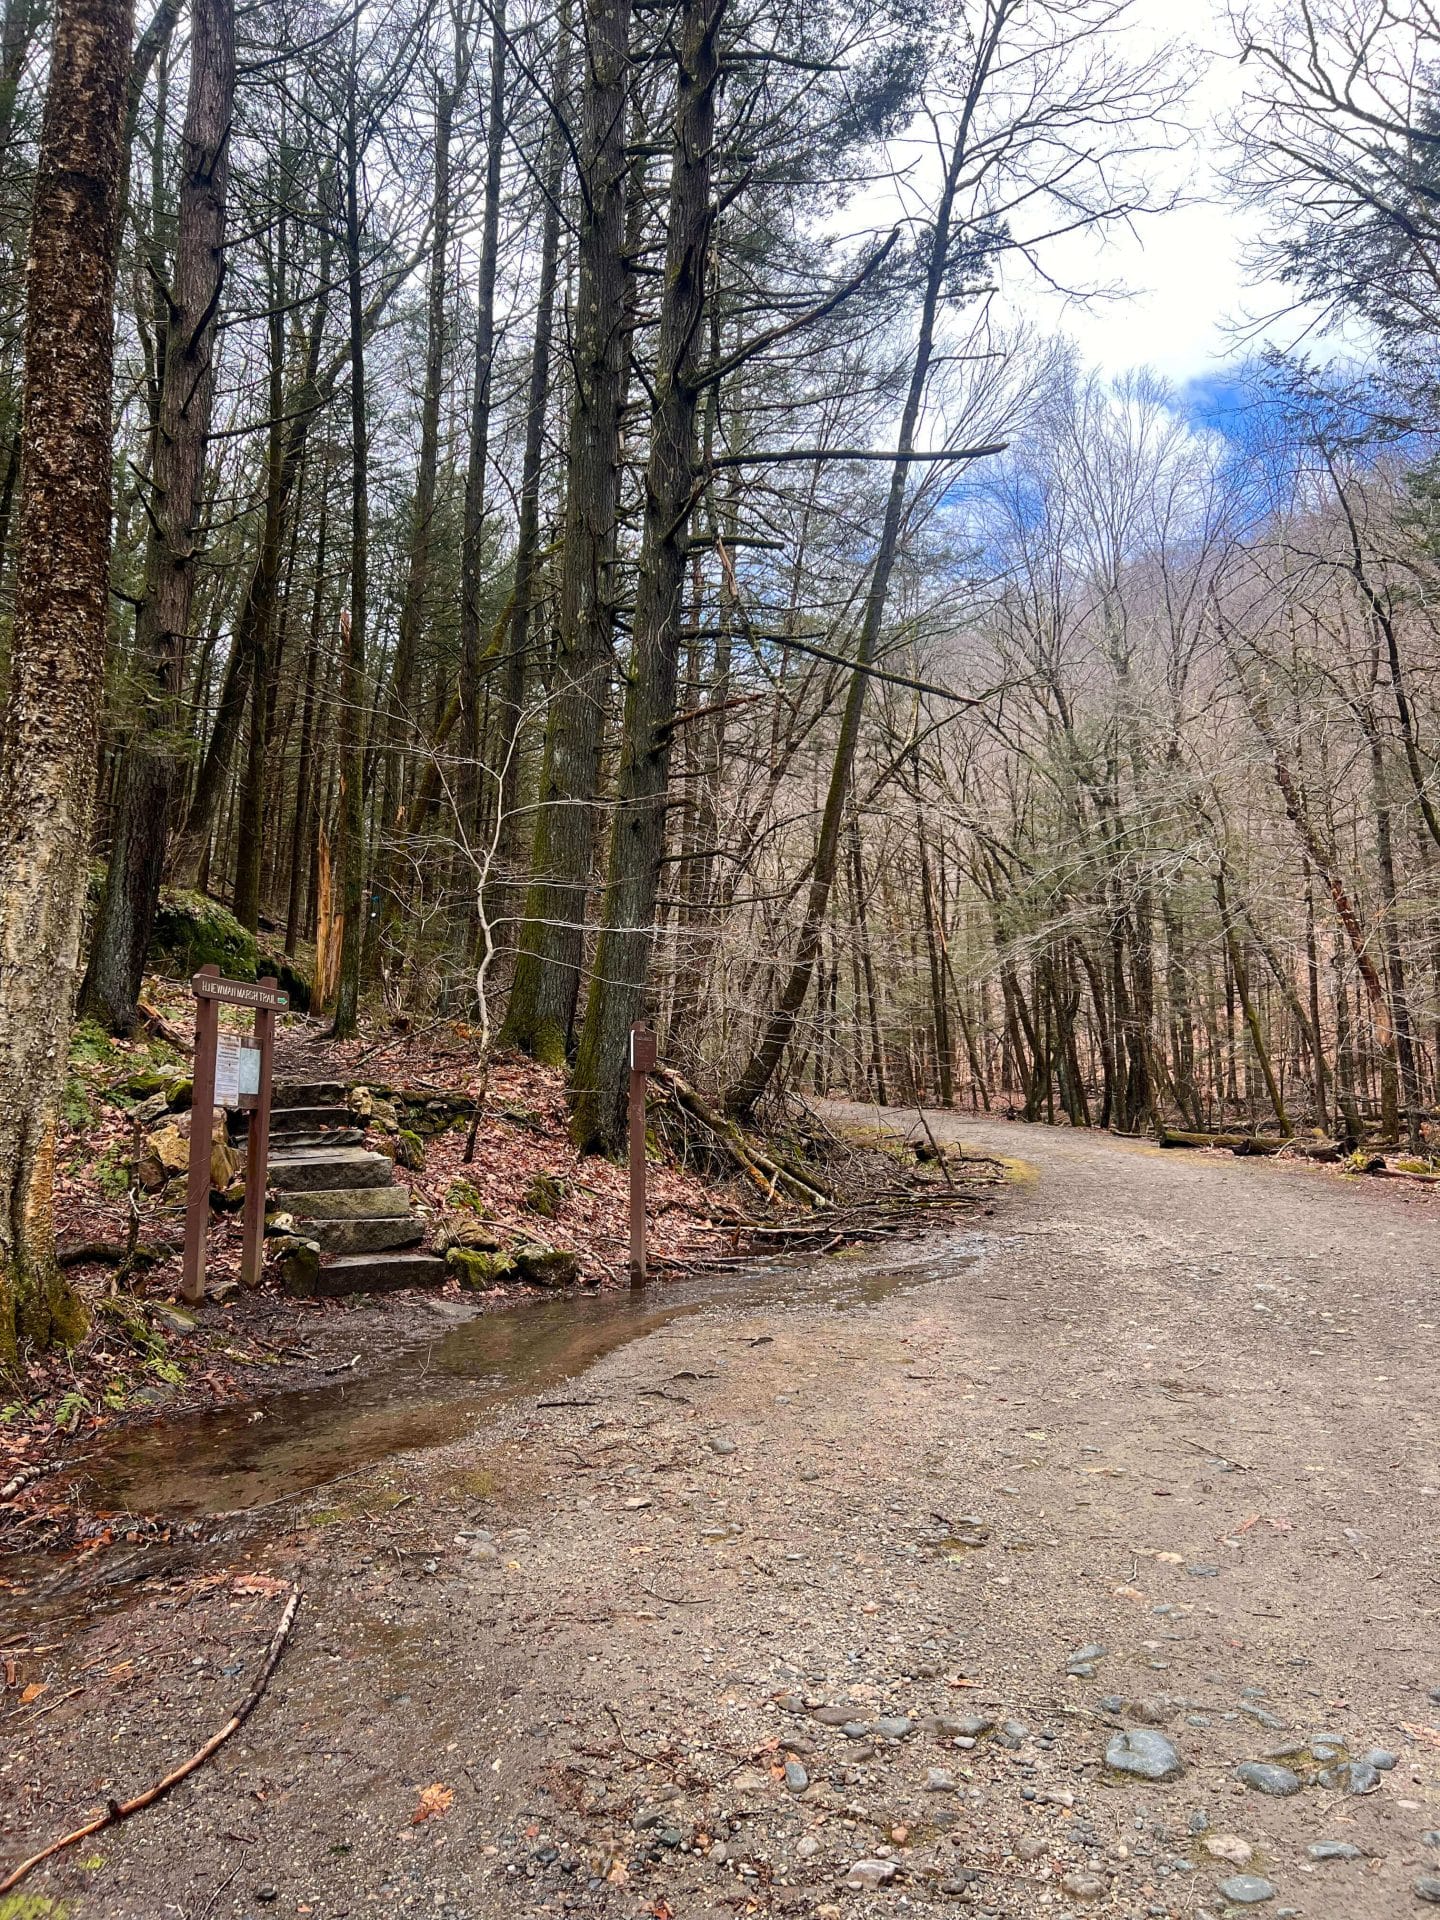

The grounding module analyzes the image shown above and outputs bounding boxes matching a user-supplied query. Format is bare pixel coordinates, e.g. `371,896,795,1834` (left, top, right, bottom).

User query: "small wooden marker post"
628,1022,656,1287
181,965,288,1304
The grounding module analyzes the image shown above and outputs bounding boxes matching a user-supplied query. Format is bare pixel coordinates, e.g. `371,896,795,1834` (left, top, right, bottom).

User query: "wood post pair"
181,965,287,1304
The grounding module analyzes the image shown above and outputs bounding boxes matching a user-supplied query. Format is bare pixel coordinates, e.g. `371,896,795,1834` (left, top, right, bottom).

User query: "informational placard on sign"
214,1034,243,1106
184,968,281,1304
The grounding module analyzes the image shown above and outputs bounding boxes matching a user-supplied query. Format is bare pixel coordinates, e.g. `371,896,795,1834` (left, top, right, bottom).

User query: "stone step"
270,1103,360,1135
271,1184,413,1220
267,1147,394,1192
273,1079,346,1109
310,1252,447,1297
311,1215,424,1255
273,1127,365,1153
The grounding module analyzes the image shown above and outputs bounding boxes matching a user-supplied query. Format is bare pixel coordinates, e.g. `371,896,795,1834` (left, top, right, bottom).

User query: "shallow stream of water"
6,1233,979,1634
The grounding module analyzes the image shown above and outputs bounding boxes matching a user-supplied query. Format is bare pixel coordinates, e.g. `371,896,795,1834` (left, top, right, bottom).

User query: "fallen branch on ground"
654,1066,831,1209
0,1584,301,1897
137,998,193,1055
1157,1127,1290,1156
56,1239,171,1269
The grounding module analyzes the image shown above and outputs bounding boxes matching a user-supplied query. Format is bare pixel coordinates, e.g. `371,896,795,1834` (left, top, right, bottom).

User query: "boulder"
148,887,257,980
272,1235,321,1297
523,1172,568,1218
512,1243,580,1289
395,1128,426,1171
447,1246,516,1289
436,1215,503,1254
348,1085,375,1119
446,1177,489,1215
122,1068,171,1098
138,1121,189,1191
149,1301,198,1335
141,1107,242,1193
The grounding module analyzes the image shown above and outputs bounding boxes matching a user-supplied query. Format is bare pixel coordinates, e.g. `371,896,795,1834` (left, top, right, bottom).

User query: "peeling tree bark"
0,0,132,1366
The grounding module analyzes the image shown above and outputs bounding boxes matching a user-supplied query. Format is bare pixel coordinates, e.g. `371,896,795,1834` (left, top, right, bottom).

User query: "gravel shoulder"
3,1108,1438,1919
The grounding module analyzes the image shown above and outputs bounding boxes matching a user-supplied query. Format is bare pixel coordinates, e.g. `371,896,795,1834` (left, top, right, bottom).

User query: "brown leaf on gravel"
412,1782,455,1824
1401,1721,1440,1747
19,1680,45,1702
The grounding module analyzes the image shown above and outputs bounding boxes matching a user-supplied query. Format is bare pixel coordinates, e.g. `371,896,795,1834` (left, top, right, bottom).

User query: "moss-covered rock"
273,1236,321,1297
122,1068,171,1098
405,1091,473,1135
523,1172,568,1218
446,1246,515,1289
446,1177,489,1215
149,889,257,982
395,1129,426,1171
512,1243,580,1289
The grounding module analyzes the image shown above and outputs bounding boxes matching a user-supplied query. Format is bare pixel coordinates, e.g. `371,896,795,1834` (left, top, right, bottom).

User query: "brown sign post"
628,1022,657,1287
181,965,287,1304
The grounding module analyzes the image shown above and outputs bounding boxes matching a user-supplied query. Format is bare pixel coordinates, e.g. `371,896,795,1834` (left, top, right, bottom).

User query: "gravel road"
4,1109,1438,1919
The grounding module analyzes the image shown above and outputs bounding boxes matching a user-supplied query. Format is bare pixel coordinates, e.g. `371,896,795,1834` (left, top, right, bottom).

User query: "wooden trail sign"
182,965,281,1304
191,974,288,1011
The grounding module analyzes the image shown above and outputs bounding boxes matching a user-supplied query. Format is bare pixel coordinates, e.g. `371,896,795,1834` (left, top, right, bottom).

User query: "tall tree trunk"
81,0,232,1026
234,180,287,932
372,48,463,971
331,27,369,1039
848,814,888,1103
502,0,634,1064
456,0,505,847
490,0,569,927
1216,865,1289,1136
570,0,726,1152
723,67,997,1119
0,0,131,1365
171,217,334,882
285,474,327,954
914,782,954,1108
1366,725,1422,1148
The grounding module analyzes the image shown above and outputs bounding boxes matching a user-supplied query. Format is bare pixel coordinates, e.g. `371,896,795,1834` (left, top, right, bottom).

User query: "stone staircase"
267,1080,446,1296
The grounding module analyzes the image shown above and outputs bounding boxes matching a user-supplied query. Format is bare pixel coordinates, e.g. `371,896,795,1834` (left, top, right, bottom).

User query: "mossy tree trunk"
0,0,132,1366
501,0,634,1064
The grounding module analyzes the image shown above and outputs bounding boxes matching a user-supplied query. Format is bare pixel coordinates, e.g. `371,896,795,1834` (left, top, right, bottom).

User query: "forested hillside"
5,0,1440,1362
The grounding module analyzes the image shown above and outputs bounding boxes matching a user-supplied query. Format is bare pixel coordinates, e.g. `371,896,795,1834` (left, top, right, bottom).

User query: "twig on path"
1179,1436,1252,1471
0,1585,302,1898
196,1860,242,1920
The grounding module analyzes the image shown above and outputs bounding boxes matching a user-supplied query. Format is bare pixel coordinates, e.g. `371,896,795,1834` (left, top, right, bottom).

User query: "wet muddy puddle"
6,1232,980,1635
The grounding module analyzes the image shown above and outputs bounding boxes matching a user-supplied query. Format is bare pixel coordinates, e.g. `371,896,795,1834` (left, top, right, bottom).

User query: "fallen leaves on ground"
412,1782,455,1824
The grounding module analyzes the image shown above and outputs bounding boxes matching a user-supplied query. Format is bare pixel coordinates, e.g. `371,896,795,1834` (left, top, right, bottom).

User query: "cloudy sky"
1007,0,1320,405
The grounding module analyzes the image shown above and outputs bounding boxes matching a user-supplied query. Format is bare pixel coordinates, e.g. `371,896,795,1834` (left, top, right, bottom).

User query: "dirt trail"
3,1110,1438,1919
